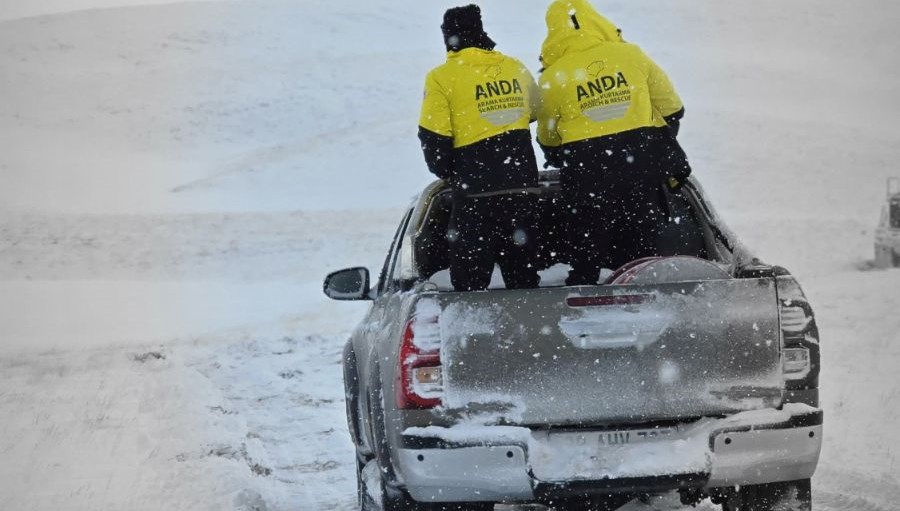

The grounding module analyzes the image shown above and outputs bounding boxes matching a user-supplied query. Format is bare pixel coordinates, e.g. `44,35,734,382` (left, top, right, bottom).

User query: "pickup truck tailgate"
428,279,783,426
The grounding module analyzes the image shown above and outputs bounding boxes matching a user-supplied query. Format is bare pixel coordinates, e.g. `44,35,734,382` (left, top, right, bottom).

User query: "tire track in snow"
169,119,406,194
185,335,358,511
812,468,900,511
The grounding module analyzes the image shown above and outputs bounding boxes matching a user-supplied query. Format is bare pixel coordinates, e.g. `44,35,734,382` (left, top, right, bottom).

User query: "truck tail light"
779,298,814,337
775,275,820,394
780,304,812,333
782,347,811,378
396,317,442,409
779,298,813,380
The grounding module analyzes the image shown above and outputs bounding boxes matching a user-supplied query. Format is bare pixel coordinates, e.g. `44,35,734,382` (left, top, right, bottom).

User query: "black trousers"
447,194,540,291
562,185,666,285
555,128,695,285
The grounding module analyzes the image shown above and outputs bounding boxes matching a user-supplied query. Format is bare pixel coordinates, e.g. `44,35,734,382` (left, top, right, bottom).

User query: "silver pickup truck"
324,174,822,511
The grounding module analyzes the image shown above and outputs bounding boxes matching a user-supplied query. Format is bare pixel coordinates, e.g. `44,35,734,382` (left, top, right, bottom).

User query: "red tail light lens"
775,275,820,393
779,298,813,380
779,299,814,336
782,347,811,378
780,302,812,333
396,318,442,409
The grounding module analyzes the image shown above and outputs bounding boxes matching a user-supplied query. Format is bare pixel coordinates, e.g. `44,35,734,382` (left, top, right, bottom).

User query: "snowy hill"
1,1,899,510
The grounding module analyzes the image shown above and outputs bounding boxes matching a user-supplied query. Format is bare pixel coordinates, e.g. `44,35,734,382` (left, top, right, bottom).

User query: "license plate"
531,426,699,481
600,427,677,445
552,426,678,448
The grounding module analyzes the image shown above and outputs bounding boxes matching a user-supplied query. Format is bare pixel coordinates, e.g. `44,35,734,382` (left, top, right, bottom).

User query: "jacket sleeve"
639,47,684,120
536,73,564,167
663,107,685,137
418,127,453,180
418,71,454,180
525,68,540,123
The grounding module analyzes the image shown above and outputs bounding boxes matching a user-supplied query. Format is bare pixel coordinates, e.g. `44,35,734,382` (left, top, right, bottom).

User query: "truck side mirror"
324,267,371,301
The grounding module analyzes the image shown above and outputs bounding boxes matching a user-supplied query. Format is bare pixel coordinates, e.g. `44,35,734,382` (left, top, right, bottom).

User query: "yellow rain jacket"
420,48,537,148
537,0,684,149
418,48,540,195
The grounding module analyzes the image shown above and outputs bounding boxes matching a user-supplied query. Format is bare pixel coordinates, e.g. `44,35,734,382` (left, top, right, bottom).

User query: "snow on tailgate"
431,278,783,426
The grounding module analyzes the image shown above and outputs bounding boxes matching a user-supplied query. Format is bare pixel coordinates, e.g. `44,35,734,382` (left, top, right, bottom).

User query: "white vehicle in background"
875,178,900,268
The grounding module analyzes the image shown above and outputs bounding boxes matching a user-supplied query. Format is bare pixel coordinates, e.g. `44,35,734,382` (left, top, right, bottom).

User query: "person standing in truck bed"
537,0,693,285
418,4,542,291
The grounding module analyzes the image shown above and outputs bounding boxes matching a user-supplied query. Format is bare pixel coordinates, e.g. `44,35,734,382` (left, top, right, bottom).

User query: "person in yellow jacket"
537,0,693,285
419,4,541,291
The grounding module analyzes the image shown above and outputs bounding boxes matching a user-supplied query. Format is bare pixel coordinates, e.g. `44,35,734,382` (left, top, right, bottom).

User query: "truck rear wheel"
359,458,431,511
720,479,811,511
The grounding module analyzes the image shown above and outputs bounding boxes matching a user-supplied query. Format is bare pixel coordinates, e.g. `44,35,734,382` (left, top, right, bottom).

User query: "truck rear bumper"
396,445,533,502
706,413,821,487
398,406,822,503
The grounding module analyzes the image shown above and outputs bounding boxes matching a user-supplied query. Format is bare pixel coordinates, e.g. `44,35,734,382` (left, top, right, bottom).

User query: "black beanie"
441,4,496,52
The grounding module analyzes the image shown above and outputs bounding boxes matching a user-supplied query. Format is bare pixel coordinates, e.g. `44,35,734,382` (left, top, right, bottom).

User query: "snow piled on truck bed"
1,0,900,510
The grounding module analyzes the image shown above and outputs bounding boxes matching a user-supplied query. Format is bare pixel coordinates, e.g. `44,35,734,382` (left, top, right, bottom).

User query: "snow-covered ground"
1,1,898,510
